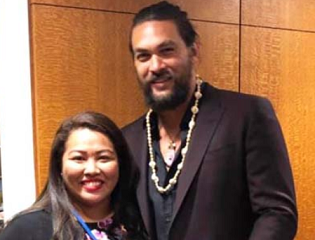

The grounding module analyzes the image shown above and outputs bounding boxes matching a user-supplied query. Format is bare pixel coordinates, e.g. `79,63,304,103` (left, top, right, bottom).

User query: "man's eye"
136,53,150,62
161,47,174,55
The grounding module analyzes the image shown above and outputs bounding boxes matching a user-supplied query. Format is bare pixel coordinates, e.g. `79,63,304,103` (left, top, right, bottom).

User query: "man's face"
131,20,198,112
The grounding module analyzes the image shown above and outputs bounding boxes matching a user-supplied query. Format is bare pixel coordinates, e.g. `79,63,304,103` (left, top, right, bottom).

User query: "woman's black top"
0,210,53,240
0,209,129,240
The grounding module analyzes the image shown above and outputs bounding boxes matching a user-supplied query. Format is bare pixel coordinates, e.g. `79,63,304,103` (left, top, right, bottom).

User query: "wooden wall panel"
28,0,315,239
30,5,144,191
30,4,239,192
195,22,239,91
241,26,315,240
242,0,315,31
30,0,240,23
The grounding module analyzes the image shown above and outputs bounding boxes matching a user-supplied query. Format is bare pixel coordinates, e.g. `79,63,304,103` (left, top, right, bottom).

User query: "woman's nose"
84,159,100,175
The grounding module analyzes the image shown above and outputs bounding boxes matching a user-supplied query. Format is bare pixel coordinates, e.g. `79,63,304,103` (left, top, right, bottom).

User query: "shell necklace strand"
145,76,203,194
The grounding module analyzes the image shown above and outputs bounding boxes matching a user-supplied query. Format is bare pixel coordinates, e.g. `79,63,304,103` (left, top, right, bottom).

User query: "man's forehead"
131,20,182,49
132,20,178,36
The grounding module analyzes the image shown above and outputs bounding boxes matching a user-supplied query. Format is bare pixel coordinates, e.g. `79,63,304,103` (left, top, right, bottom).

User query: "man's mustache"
148,71,172,83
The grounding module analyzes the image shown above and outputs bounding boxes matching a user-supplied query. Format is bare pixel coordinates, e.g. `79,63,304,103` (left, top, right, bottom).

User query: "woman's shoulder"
0,209,53,240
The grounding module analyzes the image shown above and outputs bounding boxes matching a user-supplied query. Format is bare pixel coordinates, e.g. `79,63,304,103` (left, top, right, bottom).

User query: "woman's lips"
81,179,104,192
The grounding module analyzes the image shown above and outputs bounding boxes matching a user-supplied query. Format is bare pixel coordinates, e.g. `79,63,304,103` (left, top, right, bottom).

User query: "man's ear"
190,42,200,65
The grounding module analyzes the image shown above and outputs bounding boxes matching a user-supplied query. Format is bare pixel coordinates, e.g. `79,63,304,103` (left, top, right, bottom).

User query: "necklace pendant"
165,148,176,167
169,141,176,150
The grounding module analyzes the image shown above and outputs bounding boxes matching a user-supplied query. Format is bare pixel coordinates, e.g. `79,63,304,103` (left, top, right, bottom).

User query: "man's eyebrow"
133,48,149,54
158,40,176,48
133,40,177,53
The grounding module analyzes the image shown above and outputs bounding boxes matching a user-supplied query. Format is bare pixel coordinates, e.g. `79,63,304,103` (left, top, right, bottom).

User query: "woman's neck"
73,201,113,223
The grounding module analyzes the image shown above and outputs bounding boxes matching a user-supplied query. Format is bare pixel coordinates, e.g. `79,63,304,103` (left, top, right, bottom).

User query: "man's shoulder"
206,83,272,109
122,114,145,135
208,83,266,101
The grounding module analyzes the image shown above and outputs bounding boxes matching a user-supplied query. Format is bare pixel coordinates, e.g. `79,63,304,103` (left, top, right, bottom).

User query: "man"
122,1,298,240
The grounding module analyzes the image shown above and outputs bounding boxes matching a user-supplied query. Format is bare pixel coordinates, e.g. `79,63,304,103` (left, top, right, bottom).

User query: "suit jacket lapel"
172,84,224,221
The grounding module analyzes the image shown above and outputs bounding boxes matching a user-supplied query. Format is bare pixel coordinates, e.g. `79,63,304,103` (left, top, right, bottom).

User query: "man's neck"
158,78,196,133
158,102,187,134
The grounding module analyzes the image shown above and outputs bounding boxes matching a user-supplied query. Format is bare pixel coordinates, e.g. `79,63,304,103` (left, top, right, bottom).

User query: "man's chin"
144,84,189,111
151,91,172,102
146,95,181,112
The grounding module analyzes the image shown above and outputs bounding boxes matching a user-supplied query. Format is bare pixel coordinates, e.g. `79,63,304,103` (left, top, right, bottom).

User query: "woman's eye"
71,156,85,161
98,155,115,162
99,156,109,161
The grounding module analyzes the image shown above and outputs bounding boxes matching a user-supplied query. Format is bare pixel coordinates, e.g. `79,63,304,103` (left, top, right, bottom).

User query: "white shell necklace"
145,76,203,194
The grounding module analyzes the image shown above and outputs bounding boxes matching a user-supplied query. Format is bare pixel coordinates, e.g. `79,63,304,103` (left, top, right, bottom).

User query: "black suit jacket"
122,83,297,240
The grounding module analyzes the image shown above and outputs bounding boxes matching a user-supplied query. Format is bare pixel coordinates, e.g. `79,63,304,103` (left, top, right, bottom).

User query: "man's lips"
149,76,173,90
150,75,172,84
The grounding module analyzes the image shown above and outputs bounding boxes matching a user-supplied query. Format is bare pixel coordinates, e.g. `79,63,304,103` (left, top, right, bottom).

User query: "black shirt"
147,109,191,240
146,83,205,240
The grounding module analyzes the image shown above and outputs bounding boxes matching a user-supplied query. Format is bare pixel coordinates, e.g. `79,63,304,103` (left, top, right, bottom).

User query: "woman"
0,111,147,240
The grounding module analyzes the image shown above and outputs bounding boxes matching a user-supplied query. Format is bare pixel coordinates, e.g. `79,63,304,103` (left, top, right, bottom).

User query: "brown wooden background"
28,0,315,239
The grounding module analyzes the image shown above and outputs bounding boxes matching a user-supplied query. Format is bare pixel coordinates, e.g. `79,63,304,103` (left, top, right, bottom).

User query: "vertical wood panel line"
238,0,242,92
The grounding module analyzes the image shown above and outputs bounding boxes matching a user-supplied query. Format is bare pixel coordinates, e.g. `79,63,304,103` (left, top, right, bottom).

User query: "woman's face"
61,128,119,210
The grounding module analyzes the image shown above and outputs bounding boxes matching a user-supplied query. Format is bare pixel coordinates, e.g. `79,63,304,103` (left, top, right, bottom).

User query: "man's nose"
149,55,166,73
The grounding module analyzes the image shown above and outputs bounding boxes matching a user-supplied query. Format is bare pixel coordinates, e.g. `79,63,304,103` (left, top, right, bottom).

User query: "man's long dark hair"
10,111,146,240
129,1,198,53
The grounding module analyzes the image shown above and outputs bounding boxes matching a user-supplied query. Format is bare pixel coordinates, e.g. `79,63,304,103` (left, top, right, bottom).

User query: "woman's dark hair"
18,111,146,239
129,1,198,53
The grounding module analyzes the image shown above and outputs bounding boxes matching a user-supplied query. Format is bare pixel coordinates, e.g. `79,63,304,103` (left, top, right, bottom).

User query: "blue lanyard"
72,210,98,240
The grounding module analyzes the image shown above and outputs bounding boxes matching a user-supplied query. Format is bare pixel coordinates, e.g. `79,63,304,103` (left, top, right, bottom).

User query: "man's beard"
139,62,193,112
